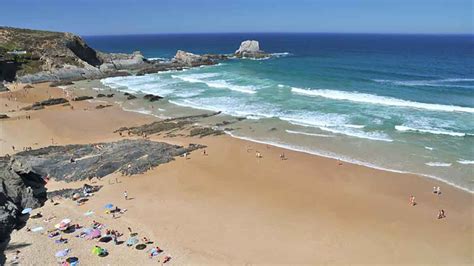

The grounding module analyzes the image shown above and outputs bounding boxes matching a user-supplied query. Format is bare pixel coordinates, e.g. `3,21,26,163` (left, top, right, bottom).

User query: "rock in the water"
234,40,269,58
143,94,163,102
172,50,215,67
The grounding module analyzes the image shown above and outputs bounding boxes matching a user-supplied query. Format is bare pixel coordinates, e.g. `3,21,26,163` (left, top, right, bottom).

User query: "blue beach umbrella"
21,208,32,214
104,203,114,209
55,249,70,257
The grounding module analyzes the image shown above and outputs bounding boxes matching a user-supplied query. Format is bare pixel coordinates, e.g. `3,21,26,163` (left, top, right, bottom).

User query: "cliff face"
0,27,226,84
0,157,47,264
0,27,102,80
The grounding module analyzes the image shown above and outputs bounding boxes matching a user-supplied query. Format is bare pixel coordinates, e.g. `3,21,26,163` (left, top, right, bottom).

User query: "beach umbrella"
126,236,138,246
21,208,32,214
86,229,101,239
84,211,94,216
61,218,71,225
66,257,79,266
55,249,70,257
72,193,80,200
104,203,114,209
82,227,93,234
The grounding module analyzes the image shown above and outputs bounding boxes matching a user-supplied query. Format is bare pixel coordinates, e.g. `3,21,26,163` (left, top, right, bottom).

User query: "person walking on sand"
436,186,441,195
410,195,416,206
437,209,446,219
124,191,128,200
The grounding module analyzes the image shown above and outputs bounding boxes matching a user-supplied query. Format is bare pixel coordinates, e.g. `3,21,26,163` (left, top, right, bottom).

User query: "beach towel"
31,226,44,232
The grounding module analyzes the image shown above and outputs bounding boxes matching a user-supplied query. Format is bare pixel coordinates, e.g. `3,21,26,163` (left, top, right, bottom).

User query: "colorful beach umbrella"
86,229,101,239
104,203,114,209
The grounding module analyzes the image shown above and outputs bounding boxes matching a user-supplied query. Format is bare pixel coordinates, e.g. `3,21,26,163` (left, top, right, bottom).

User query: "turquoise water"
86,33,474,191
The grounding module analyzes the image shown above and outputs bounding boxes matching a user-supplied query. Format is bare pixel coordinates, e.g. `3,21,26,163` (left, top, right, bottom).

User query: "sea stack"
234,40,269,58
172,50,215,67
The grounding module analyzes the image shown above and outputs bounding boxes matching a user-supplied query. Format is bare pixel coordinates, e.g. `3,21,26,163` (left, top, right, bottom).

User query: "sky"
2,0,472,35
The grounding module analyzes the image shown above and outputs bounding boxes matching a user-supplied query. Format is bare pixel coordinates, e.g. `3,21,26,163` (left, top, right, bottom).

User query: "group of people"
410,186,446,219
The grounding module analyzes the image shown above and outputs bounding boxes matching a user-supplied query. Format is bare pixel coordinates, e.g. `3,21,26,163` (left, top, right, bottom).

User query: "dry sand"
1,83,473,265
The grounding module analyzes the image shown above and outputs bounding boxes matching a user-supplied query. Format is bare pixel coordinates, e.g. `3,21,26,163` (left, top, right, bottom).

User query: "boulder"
234,40,269,58
172,50,214,67
72,96,94,101
143,94,163,102
98,51,147,72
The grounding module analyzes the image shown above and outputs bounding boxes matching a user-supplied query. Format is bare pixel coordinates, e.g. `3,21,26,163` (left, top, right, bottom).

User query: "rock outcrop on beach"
0,157,48,264
10,139,204,182
115,112,223,137
235,40,269,58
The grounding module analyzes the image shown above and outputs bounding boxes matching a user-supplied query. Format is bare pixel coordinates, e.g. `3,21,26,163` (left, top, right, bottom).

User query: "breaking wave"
373,78,474,89
395,125,466,137
291,87,474,113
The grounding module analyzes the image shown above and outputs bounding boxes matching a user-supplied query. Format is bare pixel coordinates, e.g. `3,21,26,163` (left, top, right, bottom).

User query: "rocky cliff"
0,27,102,80
0,157,47,264
0,27,226,84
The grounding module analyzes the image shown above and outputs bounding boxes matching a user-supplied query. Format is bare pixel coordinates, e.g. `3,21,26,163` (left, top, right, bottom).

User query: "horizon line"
82,31,474,37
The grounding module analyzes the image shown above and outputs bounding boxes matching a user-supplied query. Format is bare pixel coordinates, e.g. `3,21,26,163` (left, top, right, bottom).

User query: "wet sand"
1,83,472,264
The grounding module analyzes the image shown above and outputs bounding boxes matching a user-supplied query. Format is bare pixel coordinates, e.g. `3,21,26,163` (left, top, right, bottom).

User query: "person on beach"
203,149,207,156
438,209,446,219
280,153,286,160
124,190,128,200
410,195,416,206
436,186,441,195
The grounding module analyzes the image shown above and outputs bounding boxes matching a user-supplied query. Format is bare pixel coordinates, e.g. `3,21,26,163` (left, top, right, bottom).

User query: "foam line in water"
395,125,466,137
425,162,452,167
318,126,393,142
172,74,257,94
224,131,473,193
457,160,474,165
291,87,474,113
285,130,334,138
373,78,474,88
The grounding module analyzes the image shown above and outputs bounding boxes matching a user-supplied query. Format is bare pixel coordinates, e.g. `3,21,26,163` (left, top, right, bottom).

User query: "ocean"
84,33,474,192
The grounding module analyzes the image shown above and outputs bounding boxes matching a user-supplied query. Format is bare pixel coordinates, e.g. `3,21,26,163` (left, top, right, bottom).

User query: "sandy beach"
1,83,472,265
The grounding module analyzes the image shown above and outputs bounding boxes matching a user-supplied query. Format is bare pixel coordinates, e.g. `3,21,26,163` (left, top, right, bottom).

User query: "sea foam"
373,78,474,89
425,162,452,167
457,160,474,165
395,125,466,137
172,73,257,94
291,87,474,113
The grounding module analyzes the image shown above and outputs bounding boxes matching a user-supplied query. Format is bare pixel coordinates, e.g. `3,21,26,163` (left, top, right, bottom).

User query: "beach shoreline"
1,82,472,264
